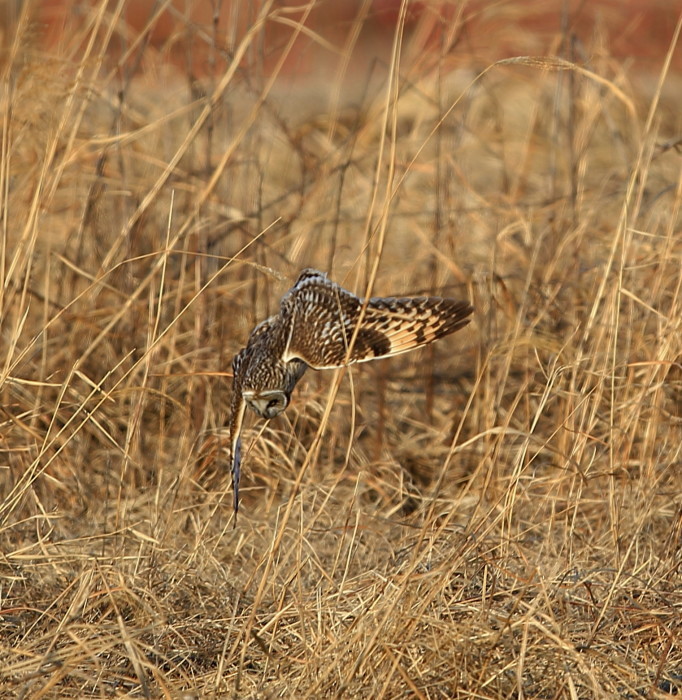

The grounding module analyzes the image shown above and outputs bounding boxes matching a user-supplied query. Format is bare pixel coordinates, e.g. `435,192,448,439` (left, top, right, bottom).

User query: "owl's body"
228,268,473,519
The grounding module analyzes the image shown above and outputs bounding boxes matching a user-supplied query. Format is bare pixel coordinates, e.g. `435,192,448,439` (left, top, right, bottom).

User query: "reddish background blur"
20,1,682,77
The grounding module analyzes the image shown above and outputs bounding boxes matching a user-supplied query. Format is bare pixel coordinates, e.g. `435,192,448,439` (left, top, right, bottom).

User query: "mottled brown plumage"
228,268,473,520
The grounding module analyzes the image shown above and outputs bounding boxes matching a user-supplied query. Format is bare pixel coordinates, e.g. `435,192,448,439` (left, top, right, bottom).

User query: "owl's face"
243,388,289,419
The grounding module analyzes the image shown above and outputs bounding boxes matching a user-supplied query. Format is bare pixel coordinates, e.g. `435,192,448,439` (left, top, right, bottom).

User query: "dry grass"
1,1,682,697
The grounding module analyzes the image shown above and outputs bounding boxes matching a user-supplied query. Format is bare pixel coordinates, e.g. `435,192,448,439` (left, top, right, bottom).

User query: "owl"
228,268,474,519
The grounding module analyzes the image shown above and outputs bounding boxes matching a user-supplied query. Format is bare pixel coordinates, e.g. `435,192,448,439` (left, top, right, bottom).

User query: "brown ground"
1,2,682,698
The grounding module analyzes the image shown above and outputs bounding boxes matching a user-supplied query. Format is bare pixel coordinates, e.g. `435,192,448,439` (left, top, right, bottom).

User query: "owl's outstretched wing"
280,269,473,370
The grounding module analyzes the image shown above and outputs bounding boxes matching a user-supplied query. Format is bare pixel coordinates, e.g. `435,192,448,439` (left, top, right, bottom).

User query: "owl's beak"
243,390,289,419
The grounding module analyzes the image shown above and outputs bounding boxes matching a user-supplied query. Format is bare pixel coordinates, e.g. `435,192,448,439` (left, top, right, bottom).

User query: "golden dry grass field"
1,1,682,697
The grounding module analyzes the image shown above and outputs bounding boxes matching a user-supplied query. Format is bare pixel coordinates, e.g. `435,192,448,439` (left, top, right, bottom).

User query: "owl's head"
240,357,308,420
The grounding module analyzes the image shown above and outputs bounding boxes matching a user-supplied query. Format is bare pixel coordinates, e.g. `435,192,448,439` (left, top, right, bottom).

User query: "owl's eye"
267,398,283,410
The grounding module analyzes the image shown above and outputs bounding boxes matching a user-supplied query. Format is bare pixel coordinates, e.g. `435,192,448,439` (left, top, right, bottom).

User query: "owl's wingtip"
228,384,247,524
